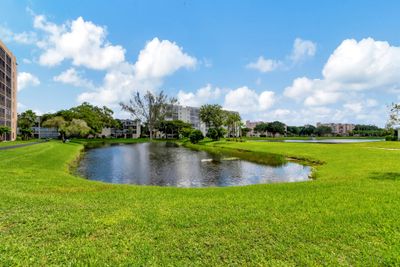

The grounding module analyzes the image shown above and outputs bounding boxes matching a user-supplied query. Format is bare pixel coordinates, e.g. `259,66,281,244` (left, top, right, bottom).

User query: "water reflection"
77,142,311,187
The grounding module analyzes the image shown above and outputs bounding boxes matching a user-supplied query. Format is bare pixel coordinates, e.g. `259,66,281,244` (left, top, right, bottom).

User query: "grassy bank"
0,140,400,265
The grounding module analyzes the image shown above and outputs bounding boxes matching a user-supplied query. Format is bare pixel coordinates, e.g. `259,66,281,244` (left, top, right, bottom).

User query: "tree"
69,102,117,134
315,125,332,136
300,125,316,136
18,110,37,140
158,120,192,139
387,103,400,128
42,116,67,141
120,91,177,139
63,119,91,138
287,126,301,136
199,104,225,128
254,123,269,135
241,127,251,137
225,112,241,138
266,121,286,137
189,130,204,144
0,126,10,141
206,127,225,141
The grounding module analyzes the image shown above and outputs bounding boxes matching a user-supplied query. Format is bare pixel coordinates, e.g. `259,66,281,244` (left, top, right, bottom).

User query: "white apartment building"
166,105,207,135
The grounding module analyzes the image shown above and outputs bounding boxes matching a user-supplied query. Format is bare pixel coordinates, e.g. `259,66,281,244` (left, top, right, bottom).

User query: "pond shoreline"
74,139,313,187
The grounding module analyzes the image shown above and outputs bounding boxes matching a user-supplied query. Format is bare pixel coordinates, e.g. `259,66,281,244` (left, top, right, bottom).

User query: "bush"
259,134,266,137
385,135,398,141
206,128,219,140
181,127,193,138
189,130,204,144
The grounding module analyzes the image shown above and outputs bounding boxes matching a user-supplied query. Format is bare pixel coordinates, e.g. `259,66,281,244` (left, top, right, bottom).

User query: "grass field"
0,139,39,147
1,139,400,265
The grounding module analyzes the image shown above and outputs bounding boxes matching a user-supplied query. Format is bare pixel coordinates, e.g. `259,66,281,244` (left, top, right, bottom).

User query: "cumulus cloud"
246,38,316,73
290,38,317,63
18,72,40,91
177,84,221,107
53,68,94,88
78,37,198,107
134,38,197,80
34,15,126,69
246,56,281,73
284,38,400,107
223,86,275,114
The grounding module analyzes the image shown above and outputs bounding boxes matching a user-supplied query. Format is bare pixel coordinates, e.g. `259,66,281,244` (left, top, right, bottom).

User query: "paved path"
0,141,45,151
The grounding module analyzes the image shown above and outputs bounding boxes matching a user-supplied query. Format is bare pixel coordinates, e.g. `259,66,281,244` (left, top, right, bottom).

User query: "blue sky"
1,0,400,126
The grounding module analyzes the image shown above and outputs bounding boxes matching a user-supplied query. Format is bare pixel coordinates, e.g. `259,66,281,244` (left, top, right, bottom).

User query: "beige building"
316,122,355,136
0,40,17,141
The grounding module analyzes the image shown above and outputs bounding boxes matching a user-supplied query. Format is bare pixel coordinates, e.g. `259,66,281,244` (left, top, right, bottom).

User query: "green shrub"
385,135,398,141
189,130,204,144
206,127,225,141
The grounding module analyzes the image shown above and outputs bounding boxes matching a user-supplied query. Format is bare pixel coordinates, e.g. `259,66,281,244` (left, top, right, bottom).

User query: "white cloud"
223,86,275,114
22,58,32,64
78,37,197,108
366,98,378,107
0,26,13,42
290,38,316,62
285,38,400,108
247,38,316,73
322,38,400,89
246,56,281,73
34,16,126,70
54,68,94,88
13,31,37,44
177,84,221,107
18,72,40,91
17,102,27,112
273,109,291,117
134,38,197,80
0,25,37,44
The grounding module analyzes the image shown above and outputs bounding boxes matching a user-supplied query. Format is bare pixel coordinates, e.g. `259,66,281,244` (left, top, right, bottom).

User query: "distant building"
32,127,59,139
316,122,355,136
165,105,207,134
0,39,17,141
103,119,141,138
165,105,240,136
245,121,264,137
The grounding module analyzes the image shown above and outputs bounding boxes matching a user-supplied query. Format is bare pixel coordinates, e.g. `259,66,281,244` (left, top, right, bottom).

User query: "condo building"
166,105,207,134
0,40,17,141
316,122,355,135
166,105,241,136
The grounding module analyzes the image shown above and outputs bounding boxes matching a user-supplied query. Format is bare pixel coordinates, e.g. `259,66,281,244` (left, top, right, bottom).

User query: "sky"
1,0,400,127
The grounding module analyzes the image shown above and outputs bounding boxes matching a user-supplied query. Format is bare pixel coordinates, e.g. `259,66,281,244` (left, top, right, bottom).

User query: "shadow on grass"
369,172,400,181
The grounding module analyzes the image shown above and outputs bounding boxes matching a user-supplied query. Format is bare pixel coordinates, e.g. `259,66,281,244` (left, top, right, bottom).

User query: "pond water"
77,142,311,188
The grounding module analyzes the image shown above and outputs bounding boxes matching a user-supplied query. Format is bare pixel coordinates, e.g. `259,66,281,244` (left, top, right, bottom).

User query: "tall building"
166,105,207,134
0,40,17,141
165,105,241,136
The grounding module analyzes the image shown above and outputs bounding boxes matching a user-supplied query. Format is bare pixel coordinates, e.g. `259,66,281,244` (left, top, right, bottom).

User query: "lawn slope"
0,140,400,265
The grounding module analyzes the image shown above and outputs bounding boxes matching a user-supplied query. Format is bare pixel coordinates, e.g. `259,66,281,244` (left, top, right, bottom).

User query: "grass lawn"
1,140,400,265
0,139,40,147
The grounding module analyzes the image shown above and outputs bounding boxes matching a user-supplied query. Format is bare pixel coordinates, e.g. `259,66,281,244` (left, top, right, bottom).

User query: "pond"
77,142,311,188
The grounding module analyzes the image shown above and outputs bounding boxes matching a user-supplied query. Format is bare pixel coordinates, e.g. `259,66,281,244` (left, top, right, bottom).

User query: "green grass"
0,139,39,147
244,136,385,141
1,140,400,265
